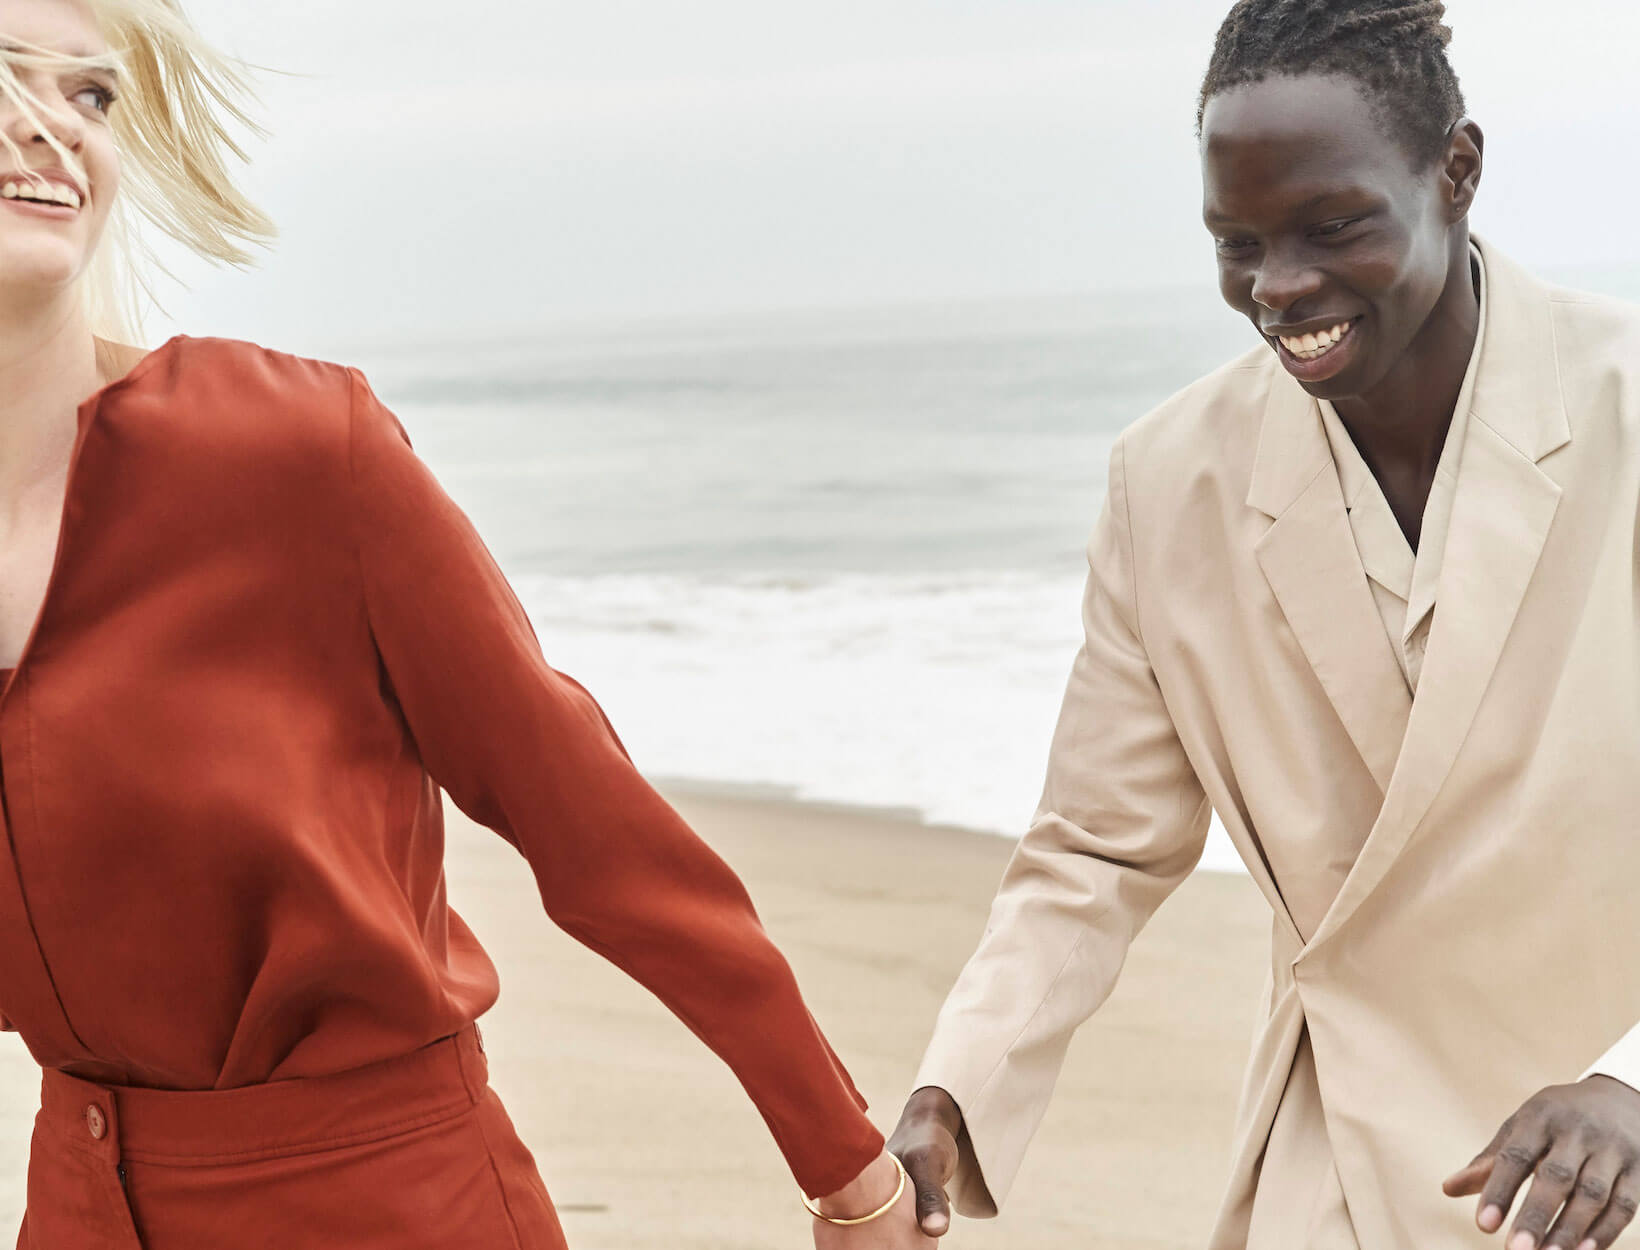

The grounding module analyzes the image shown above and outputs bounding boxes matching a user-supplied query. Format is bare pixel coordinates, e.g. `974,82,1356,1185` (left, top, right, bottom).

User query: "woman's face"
0,0,120,303
1200,73,1473,404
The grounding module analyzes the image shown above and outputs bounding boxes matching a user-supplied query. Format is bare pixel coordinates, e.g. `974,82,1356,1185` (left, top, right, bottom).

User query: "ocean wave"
515,570,1241,871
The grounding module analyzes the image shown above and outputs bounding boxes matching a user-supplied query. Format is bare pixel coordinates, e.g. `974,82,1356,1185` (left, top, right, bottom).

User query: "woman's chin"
0,250,92,302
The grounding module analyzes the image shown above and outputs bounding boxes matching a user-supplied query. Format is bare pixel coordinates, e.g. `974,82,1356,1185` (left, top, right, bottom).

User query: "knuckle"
1612,1192,1639,1219
1588,1215,1629,1250
1508,1200,1548,1233
898,1143,932,1168
1498,1144,1542,1170
904,1144,954,1181
914,1186,947,1213
1539,1160,1579,1186
1578,1176,1613,1204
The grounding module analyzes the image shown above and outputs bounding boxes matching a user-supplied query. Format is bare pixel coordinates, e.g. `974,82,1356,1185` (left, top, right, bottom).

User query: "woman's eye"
1313,218,1360,238
73,85,115,114
1215,238,1255,256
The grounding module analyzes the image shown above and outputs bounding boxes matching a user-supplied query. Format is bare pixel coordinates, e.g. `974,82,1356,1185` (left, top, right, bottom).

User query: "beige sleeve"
1584,1025,1640,1093
913,435,1210,1216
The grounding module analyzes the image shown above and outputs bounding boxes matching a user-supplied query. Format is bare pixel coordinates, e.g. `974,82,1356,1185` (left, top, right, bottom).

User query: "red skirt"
16,1026,568,1249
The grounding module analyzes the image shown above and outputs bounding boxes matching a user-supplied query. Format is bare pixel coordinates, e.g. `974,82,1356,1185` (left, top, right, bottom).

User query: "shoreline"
653,773,990,839
656,772,1247,874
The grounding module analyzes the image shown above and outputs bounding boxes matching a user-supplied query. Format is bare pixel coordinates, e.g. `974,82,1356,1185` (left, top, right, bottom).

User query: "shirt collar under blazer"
1243,235,1571,953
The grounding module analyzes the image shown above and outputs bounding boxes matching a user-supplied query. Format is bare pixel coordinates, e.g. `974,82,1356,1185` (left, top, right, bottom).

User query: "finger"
1576,1169,1640,1250
1543,1154,1623,1250
1448,1118,1523,1196
897,1151,951,1237
1508,1149,1587,1250
1474,1126,1550,1234
1446,1156,1496,1197
894,1180,939,1248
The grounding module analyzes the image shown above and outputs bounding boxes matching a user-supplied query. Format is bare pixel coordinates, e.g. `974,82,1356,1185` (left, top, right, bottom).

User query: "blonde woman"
0,0,924,1246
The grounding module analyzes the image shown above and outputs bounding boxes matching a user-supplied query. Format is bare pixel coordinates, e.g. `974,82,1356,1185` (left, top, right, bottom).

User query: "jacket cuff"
1584,1023,1640,1093
910,1067,1002,1217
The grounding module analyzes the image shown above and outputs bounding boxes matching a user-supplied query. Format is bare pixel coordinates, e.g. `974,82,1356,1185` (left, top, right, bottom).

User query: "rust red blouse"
0,336,882,1198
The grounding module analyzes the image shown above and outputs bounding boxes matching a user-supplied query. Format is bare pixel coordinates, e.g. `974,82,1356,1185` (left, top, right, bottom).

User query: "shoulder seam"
1114,436,1149,650
343,369,374,644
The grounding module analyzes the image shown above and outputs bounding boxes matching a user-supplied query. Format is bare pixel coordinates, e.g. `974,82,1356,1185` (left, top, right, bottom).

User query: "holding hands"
810,1085,968,1250
809,1150,935,1249
887,1087,964,1239
1445,1077,1640,1250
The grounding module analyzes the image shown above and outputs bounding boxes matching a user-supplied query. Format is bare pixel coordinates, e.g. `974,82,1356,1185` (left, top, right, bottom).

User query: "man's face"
1200,73,1460,403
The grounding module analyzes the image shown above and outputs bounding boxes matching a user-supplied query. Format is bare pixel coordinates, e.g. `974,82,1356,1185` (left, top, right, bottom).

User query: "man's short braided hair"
1197,1,1467,167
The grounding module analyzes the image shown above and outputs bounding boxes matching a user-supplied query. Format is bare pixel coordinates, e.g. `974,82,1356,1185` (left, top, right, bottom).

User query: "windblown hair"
0,0,275,341
1197,0,1467,167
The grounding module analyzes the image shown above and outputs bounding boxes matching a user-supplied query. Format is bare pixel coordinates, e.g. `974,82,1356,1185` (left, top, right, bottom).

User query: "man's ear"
1444,118,1484,222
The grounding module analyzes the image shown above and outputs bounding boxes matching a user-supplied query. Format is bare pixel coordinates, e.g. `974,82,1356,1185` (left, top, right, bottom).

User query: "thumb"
1442,1154,1495,1197
903,1155,951,1238
1444,1121,1510,1196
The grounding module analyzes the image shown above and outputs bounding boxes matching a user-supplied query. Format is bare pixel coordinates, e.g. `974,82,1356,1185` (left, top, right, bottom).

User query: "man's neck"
1332,241,1481,548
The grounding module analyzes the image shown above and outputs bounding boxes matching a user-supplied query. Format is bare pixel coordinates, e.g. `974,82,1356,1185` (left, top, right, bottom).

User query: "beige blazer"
915,238,1640,1247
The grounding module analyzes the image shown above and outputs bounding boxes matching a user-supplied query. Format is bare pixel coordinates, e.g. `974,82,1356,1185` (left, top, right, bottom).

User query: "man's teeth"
0,180,82,209
1280,322,1353,360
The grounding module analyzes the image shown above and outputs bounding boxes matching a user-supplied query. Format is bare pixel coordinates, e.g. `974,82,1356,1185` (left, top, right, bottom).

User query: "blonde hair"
0,0,275,341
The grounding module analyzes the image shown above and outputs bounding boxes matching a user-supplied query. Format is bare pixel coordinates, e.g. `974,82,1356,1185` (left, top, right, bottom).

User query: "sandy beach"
0,787,1268,1248
461,784,1269,1250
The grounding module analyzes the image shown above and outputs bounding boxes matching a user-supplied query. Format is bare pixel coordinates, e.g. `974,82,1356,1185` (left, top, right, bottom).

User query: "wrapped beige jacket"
916,238,1640,1247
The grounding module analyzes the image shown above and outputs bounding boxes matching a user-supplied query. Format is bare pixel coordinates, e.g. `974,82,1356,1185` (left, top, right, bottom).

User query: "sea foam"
517,570,1242,871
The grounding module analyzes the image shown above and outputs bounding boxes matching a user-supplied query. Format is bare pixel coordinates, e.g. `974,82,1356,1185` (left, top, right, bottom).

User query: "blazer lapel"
1250,367,1414,795
1307,238,1571,950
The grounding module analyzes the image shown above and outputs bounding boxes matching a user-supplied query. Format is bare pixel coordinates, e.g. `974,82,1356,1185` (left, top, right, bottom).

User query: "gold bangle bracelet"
803,1154,909,1226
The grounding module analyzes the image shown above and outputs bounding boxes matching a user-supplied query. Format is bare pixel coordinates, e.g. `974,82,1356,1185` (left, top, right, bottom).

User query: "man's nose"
1250,252,1323,315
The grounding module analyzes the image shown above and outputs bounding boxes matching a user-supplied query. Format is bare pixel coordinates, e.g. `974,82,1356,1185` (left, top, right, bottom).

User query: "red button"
83,1104,106,1140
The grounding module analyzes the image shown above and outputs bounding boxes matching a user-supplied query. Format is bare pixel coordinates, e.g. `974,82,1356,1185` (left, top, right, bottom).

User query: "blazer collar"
1245,233,1570,522
1301,235,1573,950
1468,234,1571,462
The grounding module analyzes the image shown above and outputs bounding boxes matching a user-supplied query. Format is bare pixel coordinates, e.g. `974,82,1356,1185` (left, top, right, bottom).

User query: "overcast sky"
144,0,1640,355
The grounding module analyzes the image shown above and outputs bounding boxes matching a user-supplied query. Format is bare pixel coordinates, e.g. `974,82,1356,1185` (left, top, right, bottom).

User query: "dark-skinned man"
857,4,1640,1249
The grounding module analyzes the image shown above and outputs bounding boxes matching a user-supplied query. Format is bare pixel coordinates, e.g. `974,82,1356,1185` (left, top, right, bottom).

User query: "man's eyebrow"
1294,190,1370,213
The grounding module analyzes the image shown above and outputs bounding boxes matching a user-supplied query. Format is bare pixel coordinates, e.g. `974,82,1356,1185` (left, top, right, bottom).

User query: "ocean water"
352,286,1253,870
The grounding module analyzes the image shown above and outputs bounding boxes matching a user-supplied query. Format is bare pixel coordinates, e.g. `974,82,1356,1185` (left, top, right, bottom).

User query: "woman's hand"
1444,1076,1640,1250
886,1087,963,1238
811,1150,933,1249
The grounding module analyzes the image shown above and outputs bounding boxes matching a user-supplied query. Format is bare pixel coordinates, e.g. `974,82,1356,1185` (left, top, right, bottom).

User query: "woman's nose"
1,90,87,156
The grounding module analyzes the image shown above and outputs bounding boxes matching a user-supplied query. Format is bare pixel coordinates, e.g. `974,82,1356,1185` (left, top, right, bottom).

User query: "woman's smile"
1,188,82,220
1,172,84,212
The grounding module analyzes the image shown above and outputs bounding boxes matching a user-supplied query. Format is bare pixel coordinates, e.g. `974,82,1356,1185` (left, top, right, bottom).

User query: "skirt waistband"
38,1025,489,1167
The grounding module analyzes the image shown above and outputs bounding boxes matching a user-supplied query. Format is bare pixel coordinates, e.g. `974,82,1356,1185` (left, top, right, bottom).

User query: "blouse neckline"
0,335,187,699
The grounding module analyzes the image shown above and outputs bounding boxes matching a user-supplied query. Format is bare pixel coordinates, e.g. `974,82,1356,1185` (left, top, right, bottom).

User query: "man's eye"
1215,238,1255,255
1313,218,1360,238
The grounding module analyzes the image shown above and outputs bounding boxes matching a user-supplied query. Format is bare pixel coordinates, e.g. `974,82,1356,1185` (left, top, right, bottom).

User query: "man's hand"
887,1086,964,1238
1444,1077,1640,1250
810,1150,933,1249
